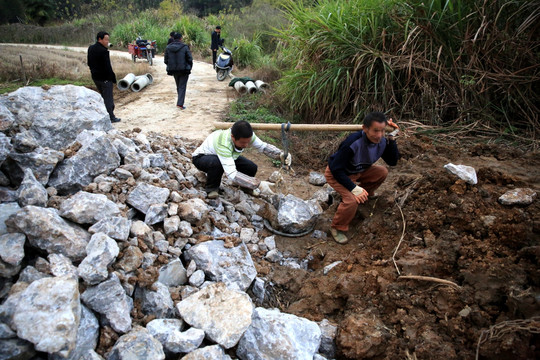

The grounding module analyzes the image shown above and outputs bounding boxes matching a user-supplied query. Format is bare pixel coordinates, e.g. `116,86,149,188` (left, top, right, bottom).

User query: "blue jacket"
328,131,399,191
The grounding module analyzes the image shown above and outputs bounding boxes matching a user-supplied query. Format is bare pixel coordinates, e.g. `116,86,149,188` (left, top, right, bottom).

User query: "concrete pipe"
255,80,269,92
245,81,258,94
131,73,154,92
117,73,136,91
234,81,248,95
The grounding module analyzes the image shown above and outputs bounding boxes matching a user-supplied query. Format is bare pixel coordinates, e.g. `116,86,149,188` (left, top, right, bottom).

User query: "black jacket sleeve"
211,31,220,50
381,139,399,166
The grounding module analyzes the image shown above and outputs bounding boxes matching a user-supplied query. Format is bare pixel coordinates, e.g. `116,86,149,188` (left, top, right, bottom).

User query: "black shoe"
111,118,121,123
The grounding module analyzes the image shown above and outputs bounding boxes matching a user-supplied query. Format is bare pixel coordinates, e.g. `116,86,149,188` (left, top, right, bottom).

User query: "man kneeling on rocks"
192,120,291,199
325,111,400,244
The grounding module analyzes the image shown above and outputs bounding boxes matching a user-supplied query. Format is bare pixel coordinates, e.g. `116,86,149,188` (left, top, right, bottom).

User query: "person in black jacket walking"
87,31,120,123
210,26,221,69
165,33,193,110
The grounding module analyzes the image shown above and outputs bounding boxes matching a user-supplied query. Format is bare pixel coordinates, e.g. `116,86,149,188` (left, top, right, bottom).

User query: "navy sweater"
328,131,399,191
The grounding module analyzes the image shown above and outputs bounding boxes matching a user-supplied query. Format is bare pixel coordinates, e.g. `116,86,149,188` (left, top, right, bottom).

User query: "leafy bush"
233,35,263,68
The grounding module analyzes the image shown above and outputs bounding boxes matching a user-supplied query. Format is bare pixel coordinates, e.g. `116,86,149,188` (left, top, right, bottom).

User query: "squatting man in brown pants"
325,112,400,244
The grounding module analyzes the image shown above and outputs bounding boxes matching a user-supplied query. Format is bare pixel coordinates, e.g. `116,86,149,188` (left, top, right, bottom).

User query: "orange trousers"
324,165,388,231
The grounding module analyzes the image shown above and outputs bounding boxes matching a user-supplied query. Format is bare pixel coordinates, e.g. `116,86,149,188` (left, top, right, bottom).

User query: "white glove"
258,180,276,196
351,186,365,196
280,152,292,166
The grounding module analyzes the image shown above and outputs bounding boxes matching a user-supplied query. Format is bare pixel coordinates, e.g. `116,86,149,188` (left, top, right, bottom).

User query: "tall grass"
274,0,540,143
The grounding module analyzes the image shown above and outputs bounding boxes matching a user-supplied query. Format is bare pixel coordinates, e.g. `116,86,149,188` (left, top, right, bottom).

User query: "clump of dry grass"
0,45,150,92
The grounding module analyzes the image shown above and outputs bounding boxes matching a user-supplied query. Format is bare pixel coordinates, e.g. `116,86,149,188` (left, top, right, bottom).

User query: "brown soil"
33,46,540,359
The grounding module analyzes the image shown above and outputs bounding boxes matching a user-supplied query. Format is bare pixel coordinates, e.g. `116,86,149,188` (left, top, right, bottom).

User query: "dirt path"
6,44,235,142
113,54,235,141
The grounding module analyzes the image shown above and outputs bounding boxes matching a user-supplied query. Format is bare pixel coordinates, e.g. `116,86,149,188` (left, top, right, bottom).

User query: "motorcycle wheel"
147,51,153,66
132,54,136,62
217,69,227,81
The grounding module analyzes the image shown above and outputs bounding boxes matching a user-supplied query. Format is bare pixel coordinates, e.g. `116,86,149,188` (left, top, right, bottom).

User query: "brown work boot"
329,228,348,244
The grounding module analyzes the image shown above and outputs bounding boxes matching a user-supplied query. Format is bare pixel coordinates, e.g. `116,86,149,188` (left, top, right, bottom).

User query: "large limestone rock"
187,240,257,291
16,168,48,207
127,183,170,214
277,194,323,234
176,282,253,349
59,191,121,225
48,135,120,194
6,205,90,261
0,85,112,150
4,146,64,186
236,307,322,360
78,233,119,285
12,276,81,357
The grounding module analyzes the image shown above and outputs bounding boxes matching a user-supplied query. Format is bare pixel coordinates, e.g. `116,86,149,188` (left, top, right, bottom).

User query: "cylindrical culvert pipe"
234,81,248,95
117,73,136,91
255,80,269,92
131,73,154,92
245,81,257,94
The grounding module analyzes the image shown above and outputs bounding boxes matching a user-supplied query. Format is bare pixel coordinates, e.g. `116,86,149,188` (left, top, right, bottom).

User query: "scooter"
215,41,237,81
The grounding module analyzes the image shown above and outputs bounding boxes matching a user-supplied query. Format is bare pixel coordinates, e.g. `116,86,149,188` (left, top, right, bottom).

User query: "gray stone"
130,220,152,237
88,216,131,241
164,216,180,235
0,132,12,162
158,258,187,287
236,307,322,360
178,198,209,224
188,269,205,287
188,240,257,292
498,188,537,206
49,305,100,360
318,318,337,359
0,337,36,360
7,205,90,261
178,220,193,237
107,326,165,360
16,168,48,207
323,261,342,275
112,167,133,180
443,163,477,185
12,130,38,153
177,282,253,349
48,253,78,278
1,85,112,150
277,194,323,234
81,274,132,333
265,249,283,263
127,183,170,214
145,203,168,225
137,282,176,318
13,276,80,356
146,318,186,353
115,246,143,273
79,350,105,360
181,345,232,360
0,203,21,235
5,147,64,185
59,191,121,224
78,233,119,285
309,171,327,186
17,265,49,283
112,137,139,158
0,233,25,266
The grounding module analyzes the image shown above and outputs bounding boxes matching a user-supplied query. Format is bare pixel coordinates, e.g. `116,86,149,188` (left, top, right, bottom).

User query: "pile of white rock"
0,85,337,359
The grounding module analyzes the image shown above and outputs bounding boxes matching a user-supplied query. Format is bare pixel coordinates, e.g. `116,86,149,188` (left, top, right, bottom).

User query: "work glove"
387,118,400,139
258,180,276,196
280,152,292,167
351,186,368,204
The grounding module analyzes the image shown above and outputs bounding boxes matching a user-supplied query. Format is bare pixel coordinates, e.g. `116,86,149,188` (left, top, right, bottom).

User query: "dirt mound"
252,134,540,359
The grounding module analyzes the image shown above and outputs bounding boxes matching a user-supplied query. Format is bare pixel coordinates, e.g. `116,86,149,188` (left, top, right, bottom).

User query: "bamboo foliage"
274,0,540,144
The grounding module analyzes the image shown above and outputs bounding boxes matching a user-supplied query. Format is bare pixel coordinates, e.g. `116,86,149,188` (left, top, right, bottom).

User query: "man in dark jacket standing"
165,33,193,110
87,31,120,123
210,26,221,68
325,112,400,244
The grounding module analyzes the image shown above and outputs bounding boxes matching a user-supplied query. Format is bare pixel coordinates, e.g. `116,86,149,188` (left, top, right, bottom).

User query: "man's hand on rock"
351,186,368,204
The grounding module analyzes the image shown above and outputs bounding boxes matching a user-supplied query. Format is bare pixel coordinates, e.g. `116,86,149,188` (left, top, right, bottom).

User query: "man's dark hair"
173,32,182,40
96,31,109,41
170,31,175,37
231,120,253,139
363,112,387,128
216,26,221,30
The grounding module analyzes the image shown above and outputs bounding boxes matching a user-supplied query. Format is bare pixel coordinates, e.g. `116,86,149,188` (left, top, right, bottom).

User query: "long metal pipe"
214,122,365,131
